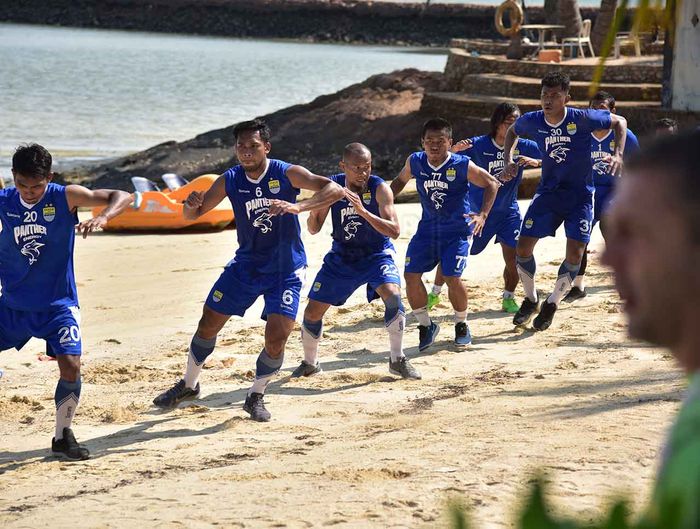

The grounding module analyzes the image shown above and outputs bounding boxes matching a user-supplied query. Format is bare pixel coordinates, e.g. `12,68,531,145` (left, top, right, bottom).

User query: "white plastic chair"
161,173,189,191
131,176,160,193
561,19,595,58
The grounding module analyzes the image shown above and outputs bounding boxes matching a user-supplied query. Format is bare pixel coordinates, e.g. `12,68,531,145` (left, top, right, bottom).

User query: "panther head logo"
592,159,610,175
253,212,273,233
430,191,446,210
21,240,44,265
549,146,569,164
343,220,362,240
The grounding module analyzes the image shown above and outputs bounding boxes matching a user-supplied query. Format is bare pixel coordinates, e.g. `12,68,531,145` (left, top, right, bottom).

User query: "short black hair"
421,117,452,139
12,144,52,179
654,117,678,132
541,71,570,92
233,119,271,143
343,142,371,160
591,90,616,110
490,102,520,138
627,129,700,242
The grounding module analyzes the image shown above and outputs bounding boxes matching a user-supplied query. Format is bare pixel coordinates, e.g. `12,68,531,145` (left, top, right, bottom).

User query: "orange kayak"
93,174,234,231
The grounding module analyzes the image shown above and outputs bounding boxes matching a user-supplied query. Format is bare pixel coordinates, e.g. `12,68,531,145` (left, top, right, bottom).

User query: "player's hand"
608,153,624,176
269,199,300,216
76,214,108,239
500,162,519,182
184,191,204,210
344,189,367,216
465,212,488,237
451,139,473,153
516,156,540,168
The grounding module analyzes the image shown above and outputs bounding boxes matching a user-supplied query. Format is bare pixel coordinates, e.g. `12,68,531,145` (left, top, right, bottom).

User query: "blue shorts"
593,185,615,225
520,190,593,243
0,304,82,356
309,250,401,306
470,209,522,255
405,230,471,277
205,261,305,321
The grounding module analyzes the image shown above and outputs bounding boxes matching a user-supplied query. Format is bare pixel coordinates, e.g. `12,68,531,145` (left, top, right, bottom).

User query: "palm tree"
591,0,619,53
558,0,583,39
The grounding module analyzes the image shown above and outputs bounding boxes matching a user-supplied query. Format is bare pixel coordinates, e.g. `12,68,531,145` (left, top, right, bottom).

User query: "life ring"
495,0,524,38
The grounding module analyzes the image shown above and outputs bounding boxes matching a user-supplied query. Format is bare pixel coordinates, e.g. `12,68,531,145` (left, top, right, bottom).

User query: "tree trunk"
591,0,618,54
558,0,583,39
543,0,558,25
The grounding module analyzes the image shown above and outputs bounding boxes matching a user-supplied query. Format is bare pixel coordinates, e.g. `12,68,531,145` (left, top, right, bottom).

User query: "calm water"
0,23,447,179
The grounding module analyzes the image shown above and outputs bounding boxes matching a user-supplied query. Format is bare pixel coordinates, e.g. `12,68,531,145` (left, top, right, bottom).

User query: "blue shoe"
418,321,440,351
455,322,472,347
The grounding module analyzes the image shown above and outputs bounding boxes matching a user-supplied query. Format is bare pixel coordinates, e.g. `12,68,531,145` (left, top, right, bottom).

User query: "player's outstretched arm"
389,156,412,198
345,182,400,239
502,125,520,181
66,185,132,239
307,206,331,235
272,165,343,216
465,161,500,237
607,114,628,176
183,174,227,220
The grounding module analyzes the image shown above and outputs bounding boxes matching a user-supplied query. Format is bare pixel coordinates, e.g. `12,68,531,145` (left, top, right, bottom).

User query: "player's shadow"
472,327,538,345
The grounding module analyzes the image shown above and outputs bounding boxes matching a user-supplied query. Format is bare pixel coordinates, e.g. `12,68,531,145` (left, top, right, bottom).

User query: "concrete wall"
672,0,700,111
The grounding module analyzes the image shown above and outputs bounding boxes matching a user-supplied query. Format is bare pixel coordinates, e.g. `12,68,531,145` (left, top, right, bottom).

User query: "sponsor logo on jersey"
340,206,358,224
430,191,446,210
253,212,273,233
549,146,570,164
343,220,362,240
212,290,223,302
42,205,56,222
20,240,44,265
446,167,457,182
268,179,281,195
566,122,577,135
362,191,372,205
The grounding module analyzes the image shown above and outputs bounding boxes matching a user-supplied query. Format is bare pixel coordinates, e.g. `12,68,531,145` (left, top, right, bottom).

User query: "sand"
0,203,685,529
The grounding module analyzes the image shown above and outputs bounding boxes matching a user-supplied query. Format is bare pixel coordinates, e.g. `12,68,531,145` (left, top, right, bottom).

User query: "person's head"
339,143,372,190
490,102,521,139
653,117,678,136
421,117,453,164
233,119,271,172
540,71,571,117
590,90,616,113
602,129,700,371
11,143,53,204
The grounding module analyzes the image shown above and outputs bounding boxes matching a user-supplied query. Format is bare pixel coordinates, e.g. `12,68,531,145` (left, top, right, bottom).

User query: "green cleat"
501,297,519,314
427,292,441,310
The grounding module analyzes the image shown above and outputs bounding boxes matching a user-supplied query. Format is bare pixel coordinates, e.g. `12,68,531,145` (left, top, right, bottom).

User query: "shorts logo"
610,140,615,150
42,205,56,222
268,179,281,195
362,192,372,205
313,281,321,292
566,122,577,135
445,168,457,182
405,256,411,265
525,218,534,229
212,290,223,302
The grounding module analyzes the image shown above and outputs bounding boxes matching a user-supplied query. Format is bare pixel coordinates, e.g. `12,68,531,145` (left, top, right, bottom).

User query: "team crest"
313,281,322,292
610,140,615,150
212,290,223,302
566,122,577,135
362,191,372,205
525,218,534,229
445,168,457,182
513,149,520,156
42,205,56,222
268,179,281,195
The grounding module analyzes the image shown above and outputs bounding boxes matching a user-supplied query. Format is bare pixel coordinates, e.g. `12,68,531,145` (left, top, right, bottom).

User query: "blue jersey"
591,128,640,187
467,135,541,213
0,183,78,310
514,107,612,194
410,151,472,235
224,159,306,275
328,174,393,260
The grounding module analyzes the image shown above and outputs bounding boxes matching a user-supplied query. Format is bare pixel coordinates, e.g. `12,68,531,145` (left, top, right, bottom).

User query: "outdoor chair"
561,19,595,58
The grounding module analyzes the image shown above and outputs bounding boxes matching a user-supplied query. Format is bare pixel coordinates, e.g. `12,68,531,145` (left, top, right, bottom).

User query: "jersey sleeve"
624,130,640,158
583,109,613,133
513,113,534,137
519,139,542,159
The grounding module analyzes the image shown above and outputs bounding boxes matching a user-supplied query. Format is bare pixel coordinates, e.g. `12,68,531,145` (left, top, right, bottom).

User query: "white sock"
573,276,585,289
412,306,431,327
454,310,467,324
302,322,322,365
516,256,538,302
184,335,217,389
54,379,81,440
248,349,283,396
547,261,580,306
503,290,515,300
386,311,405,362
431,284,443,296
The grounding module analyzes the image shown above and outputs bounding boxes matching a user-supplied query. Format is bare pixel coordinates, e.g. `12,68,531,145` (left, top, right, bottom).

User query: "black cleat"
418,321,440,351
389,357,422,380
153,379,200,408
52,428,90,460
290,360,322,378
243,392,271,422
563,286,587,302
513,297,539,326
533,299,558,331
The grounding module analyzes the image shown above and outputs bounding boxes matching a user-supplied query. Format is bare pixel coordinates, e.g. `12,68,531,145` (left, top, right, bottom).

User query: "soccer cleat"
418,321,440,351
52,428,90,460
563,286,587,302
243,392,271,422
152,379,200,408
513,297,539,326
389,357,422,380
501,297,519,314
290,360,322,378
533,299,558,331
454,321,472,346
427,292,441,310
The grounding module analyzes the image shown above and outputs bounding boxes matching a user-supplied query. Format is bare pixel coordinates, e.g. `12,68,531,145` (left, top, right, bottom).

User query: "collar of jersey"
427,152,451,172
544,107,568,128
490,137,505,151
245,158,270,185
591,129,613,143
19,190,47,209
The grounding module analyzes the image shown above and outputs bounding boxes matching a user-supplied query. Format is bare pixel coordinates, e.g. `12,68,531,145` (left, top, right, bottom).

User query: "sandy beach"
0,202,685,529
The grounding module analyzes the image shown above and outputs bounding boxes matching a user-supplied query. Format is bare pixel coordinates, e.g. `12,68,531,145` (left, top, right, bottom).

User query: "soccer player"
565,90,640,301
653,117,678,136
291,143,420,380
152,119,343,422
0,143,132,460
502,71,628,331
428,103,542,314
391,118,500,348
603,130,700,527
